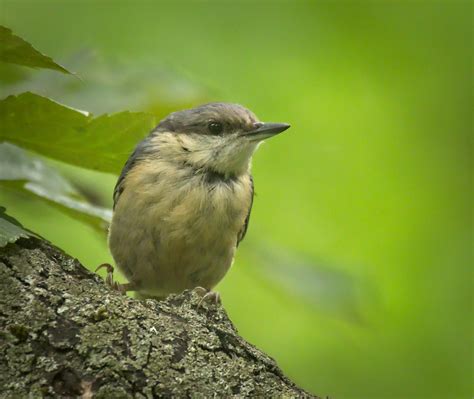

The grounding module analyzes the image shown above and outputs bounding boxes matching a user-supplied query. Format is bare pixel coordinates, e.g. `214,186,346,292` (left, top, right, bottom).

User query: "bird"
97,102,290,303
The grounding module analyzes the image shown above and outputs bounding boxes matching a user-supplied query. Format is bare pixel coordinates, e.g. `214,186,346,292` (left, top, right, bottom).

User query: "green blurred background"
0,1,472,397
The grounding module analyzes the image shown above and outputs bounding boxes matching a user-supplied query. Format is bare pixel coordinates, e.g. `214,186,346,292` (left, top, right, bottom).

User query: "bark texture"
0,237,317,398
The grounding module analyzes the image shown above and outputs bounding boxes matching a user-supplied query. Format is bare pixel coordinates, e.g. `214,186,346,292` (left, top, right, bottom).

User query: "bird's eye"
208,121,223,135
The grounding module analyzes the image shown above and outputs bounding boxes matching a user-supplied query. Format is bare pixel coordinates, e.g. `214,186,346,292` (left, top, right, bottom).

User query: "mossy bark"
0,237,317,398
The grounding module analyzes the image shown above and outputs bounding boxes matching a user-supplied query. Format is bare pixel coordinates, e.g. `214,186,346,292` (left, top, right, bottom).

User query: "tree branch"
0,237,317,398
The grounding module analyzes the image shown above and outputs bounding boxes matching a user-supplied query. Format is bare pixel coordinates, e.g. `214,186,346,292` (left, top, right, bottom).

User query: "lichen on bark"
0,237,317,398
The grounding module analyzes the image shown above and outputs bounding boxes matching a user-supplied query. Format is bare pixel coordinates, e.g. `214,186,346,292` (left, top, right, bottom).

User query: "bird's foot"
193,286,221,308
95,263,134,295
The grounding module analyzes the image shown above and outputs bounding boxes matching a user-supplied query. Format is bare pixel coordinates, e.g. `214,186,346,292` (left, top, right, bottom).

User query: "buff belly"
108,168,251,297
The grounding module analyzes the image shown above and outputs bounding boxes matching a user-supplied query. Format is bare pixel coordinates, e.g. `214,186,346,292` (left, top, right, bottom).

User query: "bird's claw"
193,286,221,308
95,263,127,294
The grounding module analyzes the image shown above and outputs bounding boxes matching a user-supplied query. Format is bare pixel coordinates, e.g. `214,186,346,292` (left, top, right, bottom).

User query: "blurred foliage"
0,142,111,233
249,243,369,322
0,2,472,398
0,50,208,115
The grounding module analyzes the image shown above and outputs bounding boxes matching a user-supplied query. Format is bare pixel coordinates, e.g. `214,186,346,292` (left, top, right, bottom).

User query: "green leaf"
0,206,34,247
0,142,112,233
0,92,157,174
0,26,72,75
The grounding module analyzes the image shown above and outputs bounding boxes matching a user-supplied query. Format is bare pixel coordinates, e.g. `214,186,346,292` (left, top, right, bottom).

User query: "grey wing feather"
237,175,254,246
113,138,150,209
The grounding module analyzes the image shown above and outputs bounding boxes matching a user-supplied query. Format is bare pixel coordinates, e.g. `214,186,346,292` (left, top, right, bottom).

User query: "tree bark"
0,237,317,398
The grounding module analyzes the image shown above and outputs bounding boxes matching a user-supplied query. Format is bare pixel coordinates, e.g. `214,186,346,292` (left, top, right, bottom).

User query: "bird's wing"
237,175,254,246
113,138,149,209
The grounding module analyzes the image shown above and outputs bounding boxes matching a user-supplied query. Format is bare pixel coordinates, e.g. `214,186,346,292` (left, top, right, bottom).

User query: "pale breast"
108,161,252,296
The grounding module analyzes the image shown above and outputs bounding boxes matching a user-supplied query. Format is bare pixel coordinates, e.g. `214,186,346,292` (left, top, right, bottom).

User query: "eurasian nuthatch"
98,103,290,303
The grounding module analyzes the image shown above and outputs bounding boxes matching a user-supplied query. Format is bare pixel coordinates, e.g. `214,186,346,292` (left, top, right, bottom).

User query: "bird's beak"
241,122,290,141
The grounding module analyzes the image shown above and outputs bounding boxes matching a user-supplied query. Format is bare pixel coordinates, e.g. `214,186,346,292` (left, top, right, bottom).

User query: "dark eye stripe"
208,122,223,134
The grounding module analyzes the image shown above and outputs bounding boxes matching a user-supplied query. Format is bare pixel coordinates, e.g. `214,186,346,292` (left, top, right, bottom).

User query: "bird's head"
150,103,290,177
